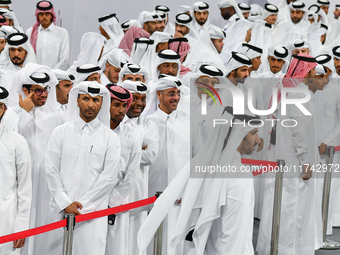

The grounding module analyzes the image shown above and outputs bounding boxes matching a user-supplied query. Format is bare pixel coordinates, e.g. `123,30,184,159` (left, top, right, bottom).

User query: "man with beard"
333,46,340,81
10,63,64,255
120,80,159,255
105,84,141,255
155,12,166,32
278,1,310,39
52,69,74,116
192,1,210,38
334,4,340,20
218,0,245,30
0,33,36,89
99,48,129,85
257,54,320,255
26,1,69,70
138,11,159,36
147,75,202,255
45,81,121,255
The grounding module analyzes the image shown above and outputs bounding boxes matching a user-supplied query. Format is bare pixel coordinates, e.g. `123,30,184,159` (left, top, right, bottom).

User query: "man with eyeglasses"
146,75,202,255
0,86,32,255
11,62,64,255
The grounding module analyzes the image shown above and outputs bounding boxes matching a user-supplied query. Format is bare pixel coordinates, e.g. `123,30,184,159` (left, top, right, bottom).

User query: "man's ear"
22,87,29,96
156,90,162,100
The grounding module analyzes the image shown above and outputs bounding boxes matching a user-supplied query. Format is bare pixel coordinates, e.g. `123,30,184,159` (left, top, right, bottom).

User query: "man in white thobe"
99,48,129,85
138,108,261,255
104,83,141,255
52,69,74,116
0,86,32,255
8,63,64,255
257,54,320,255
278,1,310,40
120,80,159,255
98,13,124,55
0,33,36,89
26,1,69,70
45,81,121,255
74,64,102,85
155,5,175,35
147,75,202,255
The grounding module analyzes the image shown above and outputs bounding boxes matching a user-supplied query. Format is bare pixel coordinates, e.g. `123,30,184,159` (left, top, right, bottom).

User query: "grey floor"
252,219,340,255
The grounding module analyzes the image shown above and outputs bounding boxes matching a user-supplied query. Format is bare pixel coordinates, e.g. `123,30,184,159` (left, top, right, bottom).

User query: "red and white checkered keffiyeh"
106,84,133,110
118,26,150,57
268,53,317,108
169,38,191,75
30,1,57,53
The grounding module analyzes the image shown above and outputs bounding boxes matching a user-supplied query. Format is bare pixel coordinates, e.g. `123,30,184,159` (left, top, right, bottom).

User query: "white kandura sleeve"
109,134,142,207
14,107,34,135
45,127,73,212
13,135,32,233
323,91,340,146
54,29,70,70
287,103,308,165
140,119,159,166
78,134,122,213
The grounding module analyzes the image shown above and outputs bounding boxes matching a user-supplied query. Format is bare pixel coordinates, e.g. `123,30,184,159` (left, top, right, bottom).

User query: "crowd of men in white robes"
1,0,340,254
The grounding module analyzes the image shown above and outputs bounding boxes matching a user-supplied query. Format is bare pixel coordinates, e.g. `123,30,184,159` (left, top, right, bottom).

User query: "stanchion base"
321,239,340,250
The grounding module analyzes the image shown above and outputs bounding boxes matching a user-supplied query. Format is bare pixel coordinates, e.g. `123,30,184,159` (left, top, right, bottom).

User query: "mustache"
12,57,21,60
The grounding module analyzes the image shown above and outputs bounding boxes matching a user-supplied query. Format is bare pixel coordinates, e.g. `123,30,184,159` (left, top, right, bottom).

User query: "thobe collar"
8,61,22,71
39,22,55,32
229,13,239,23
156,106,178,124
76,116,99,131
100,73,111,85
271,70,284,78
123,115,138,126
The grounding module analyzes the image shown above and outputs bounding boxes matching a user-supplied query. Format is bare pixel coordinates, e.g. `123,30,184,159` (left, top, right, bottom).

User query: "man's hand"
142,144,148,150
19,92,34,113
13,238,25,249
302,164,312,180
257,138,264,152
64,201,83,215
319,143,327,155
174,31,184,38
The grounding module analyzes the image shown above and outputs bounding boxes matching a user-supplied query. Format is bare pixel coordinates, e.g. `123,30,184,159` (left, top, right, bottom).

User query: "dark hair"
22,84,32,91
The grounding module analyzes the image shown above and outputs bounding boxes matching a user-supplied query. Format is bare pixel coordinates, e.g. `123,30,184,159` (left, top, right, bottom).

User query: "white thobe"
278,19,310,40
206,151,254,255
45,117,121,255
316,81,340,231
147,107,202,255
257,83,320,255
123,115,159,255
0,62,22,89
13,105,64,255
105,122,141,255
0,124,32,255
100,73,111,85
26,23,69,70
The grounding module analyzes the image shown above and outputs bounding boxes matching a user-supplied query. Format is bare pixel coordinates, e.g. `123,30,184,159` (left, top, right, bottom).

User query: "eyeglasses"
30,85,50,96
164,91,183,97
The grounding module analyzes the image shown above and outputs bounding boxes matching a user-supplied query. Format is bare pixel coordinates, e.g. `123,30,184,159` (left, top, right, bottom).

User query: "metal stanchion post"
321,146,340,249
270,160,285,255
63,214,75,255
153,192,163,255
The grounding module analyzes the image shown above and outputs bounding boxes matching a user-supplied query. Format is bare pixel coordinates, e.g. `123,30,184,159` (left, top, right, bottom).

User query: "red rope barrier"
0,219,66,245
335,146,340,152
241,158,279,176
0,196,157,245
76,196,157,223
